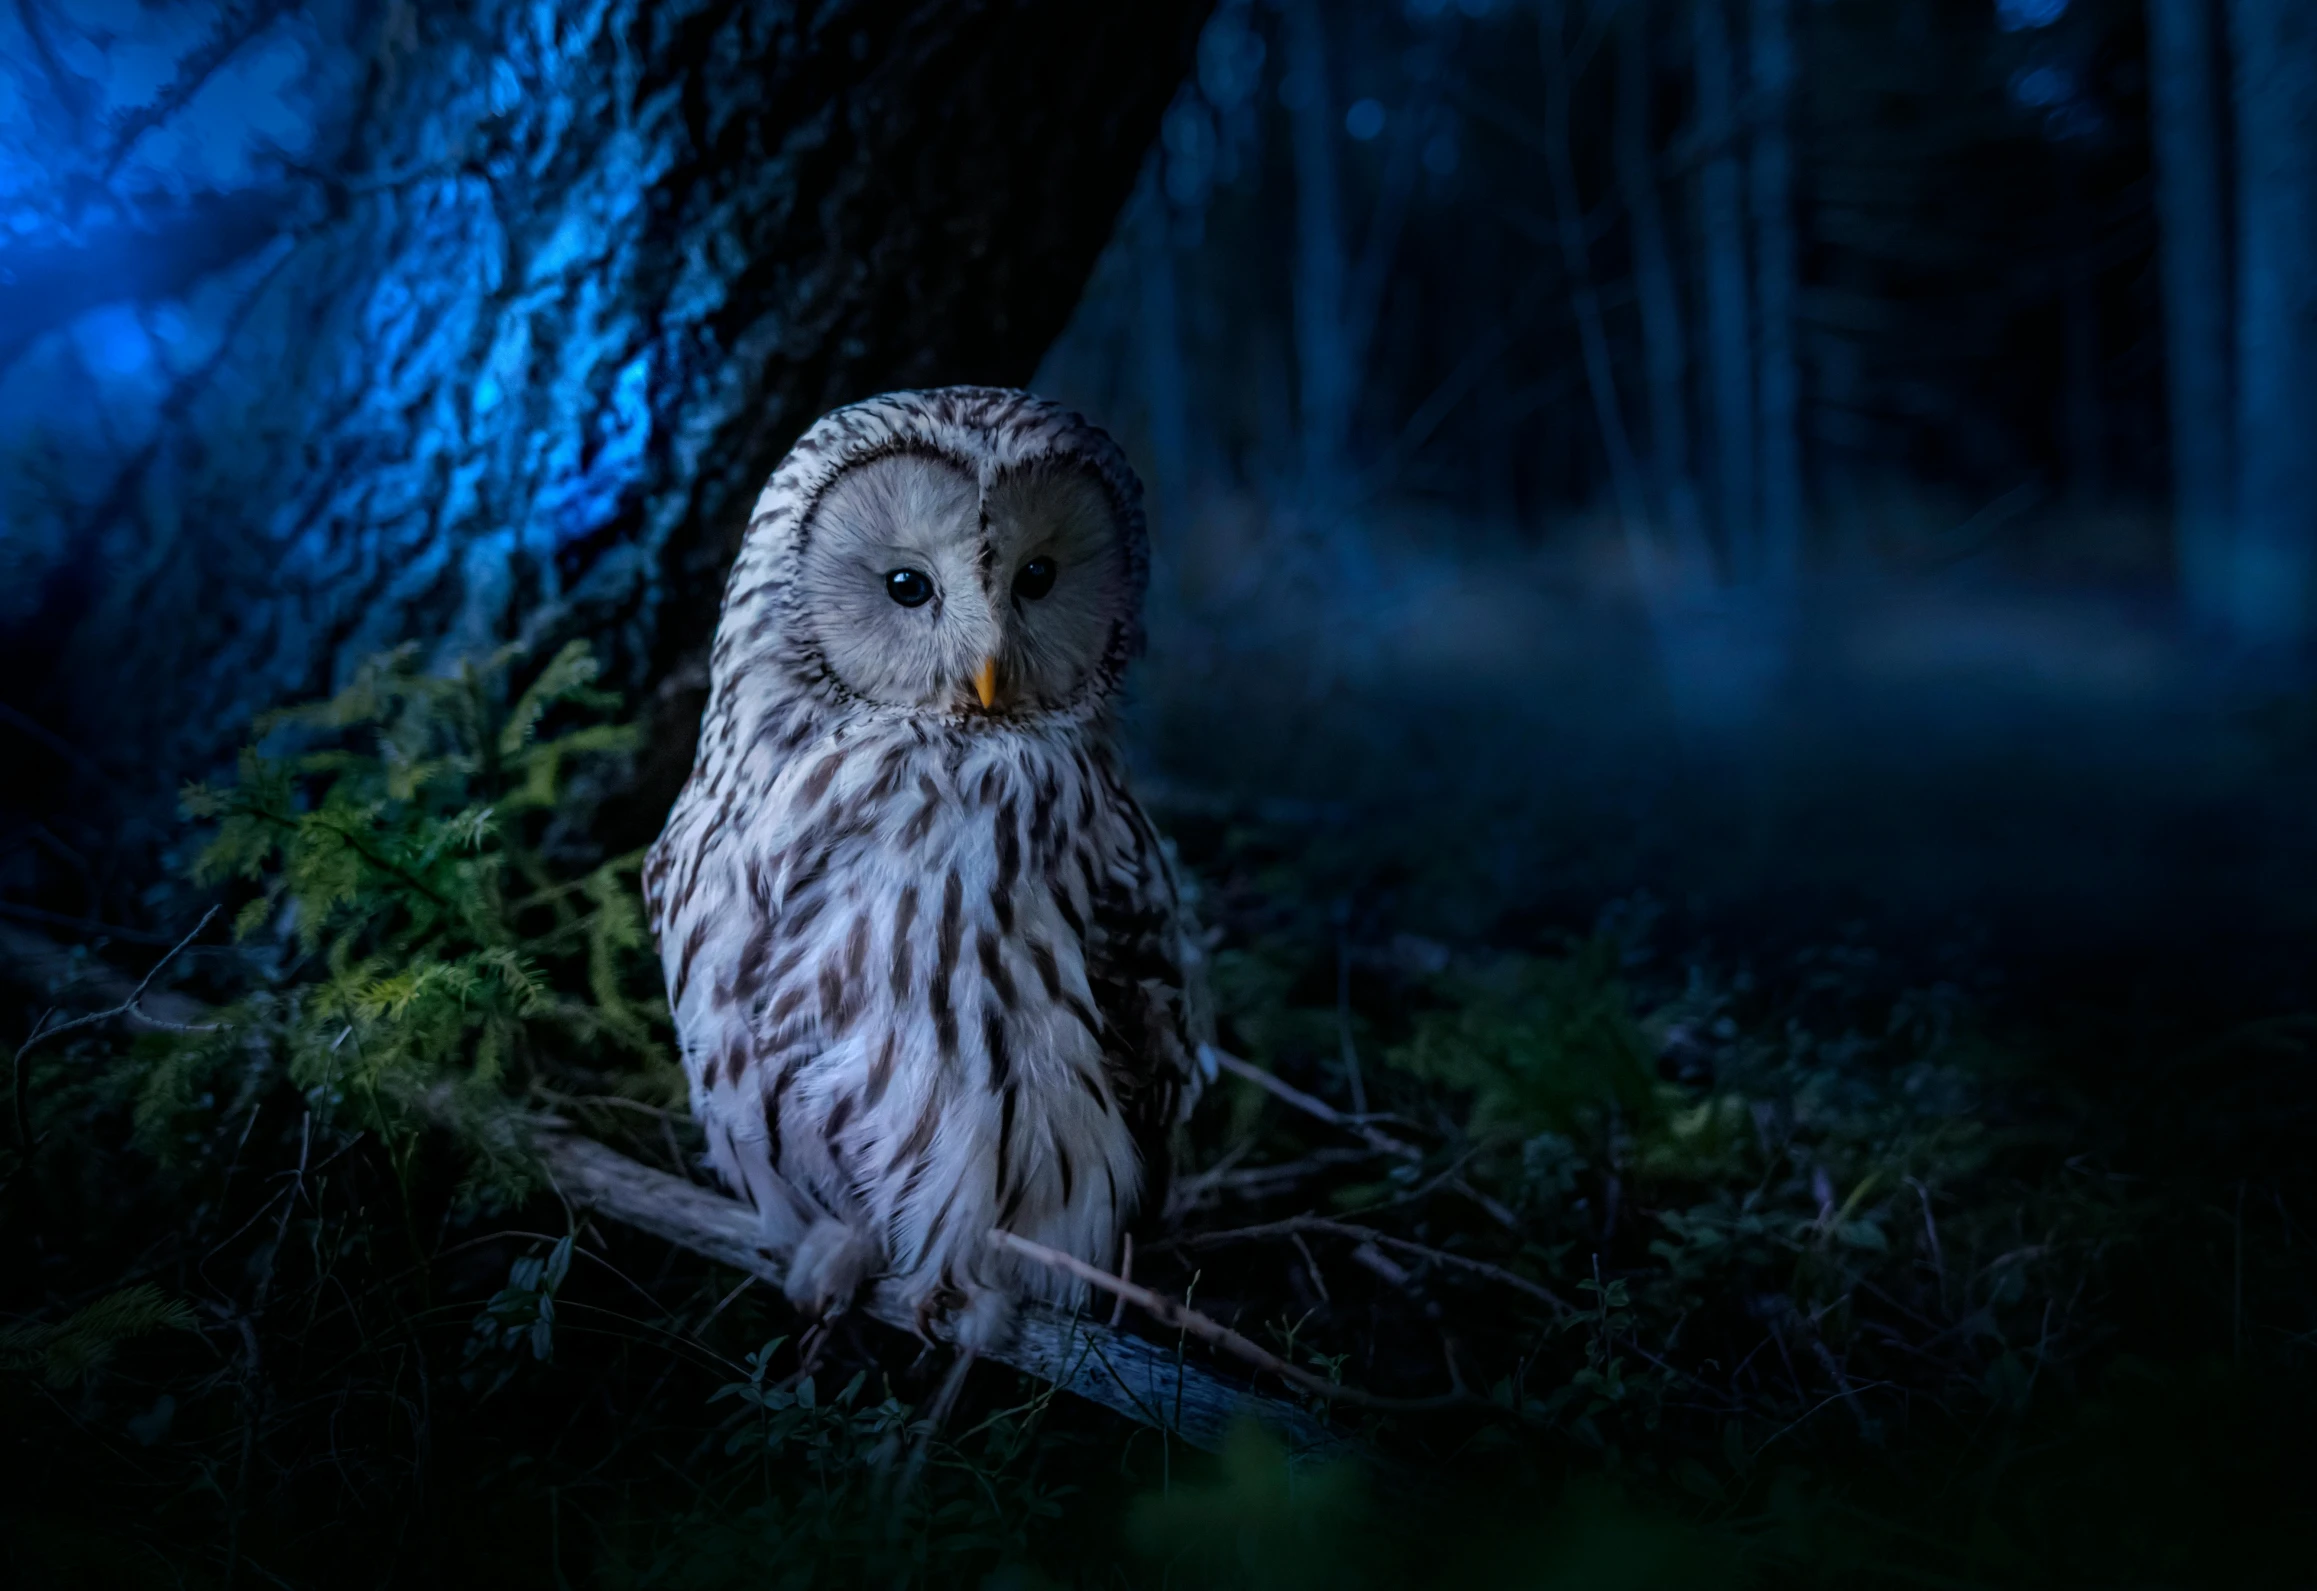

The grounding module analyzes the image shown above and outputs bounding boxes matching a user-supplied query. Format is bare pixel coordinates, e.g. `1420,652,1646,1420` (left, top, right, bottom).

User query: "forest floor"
3,554,2315,1588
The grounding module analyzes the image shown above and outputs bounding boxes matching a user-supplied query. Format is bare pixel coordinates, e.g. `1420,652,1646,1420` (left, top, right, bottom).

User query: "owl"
641,386,1210,1351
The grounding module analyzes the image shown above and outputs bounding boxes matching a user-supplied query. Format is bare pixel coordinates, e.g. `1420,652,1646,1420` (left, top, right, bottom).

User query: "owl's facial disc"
979,460,1130,711
795,450,1129,717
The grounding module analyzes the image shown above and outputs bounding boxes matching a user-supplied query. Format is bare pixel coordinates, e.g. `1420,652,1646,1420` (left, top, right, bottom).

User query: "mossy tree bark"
0,0,1205,911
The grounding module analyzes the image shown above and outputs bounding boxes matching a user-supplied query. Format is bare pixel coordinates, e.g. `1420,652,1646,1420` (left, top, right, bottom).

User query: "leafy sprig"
165,640,675,1180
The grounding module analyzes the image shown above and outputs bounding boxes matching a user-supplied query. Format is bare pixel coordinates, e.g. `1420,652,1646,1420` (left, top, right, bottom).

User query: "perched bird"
642,387,1209,1350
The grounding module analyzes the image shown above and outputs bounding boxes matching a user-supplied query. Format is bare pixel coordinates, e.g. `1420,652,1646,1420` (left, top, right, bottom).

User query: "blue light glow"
1996,0,2068,32
2011,65,2072,108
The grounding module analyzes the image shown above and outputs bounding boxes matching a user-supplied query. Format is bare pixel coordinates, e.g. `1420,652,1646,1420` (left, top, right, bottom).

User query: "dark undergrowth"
3,647,2312,1589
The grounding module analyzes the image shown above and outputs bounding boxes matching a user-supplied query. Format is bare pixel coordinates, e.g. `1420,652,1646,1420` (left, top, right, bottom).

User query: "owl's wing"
1083,780,1213,1223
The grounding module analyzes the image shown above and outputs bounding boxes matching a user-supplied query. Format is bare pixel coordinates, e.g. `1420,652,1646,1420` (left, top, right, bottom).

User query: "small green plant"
0,1285,199,1388
1388,937,1660,1139
157,640,675,1188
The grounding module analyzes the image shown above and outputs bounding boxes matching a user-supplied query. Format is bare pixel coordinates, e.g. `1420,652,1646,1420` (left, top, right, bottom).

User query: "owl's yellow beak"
972,657,1000,711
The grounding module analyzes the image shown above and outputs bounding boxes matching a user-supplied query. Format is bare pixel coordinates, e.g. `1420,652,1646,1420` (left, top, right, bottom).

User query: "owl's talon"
943,1281,1017,1354
784,1217,877,1320
896,1276,1016,1353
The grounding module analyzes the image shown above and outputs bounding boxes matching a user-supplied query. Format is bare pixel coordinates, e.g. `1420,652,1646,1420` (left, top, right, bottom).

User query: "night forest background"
4,0,2316,1585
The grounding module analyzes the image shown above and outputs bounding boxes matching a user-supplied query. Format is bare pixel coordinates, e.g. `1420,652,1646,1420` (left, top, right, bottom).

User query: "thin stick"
1168,1147,1374,1213
12,906,221,1147
1108,1232,1132,1329
1177,1215,1573,1316
1290,1232,1330,1305
1335,915,1368,1116
990,1228,1473,1412
1205,1046,1421,1160
895,1345,977,1508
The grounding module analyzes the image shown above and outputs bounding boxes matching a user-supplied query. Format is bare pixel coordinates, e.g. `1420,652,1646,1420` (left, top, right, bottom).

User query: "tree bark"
2147,0,2234,624
2227,0,2317,648
1,0,1207,901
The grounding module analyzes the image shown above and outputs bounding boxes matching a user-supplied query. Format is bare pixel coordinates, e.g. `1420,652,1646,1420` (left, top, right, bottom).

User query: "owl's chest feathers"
677,718,1151,1245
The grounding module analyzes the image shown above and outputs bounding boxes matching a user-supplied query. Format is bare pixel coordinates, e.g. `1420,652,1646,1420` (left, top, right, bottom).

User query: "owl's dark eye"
885,568,934,608
1013,557,1057,602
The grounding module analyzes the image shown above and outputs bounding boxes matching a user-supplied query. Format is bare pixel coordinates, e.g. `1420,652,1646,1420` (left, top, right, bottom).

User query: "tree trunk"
2227,0,2317,649
2146,0,2234,624
1130,163,1200,635
1747,0,1804,589
2060,170,2107,514
1282,0,1355,520
1541,1,1648,539
1615,0,1705,556
1134,166,1196,544
1693,0,1758,577
0,0,1206,909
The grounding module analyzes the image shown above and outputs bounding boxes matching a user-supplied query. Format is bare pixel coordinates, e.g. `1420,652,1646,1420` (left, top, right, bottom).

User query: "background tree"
2226,0,2317,648
2146,0,2232,624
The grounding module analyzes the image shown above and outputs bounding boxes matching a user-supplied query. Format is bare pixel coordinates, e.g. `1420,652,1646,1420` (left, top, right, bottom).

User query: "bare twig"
1451,1177,1524,1235
1177,1215,1573,1316
1751,1378,1899,1460
990,1228,1475,1412
535,1090,692,1124
1335,912,1368,1115
12,907,221,1148
1108,1233,1132,1329
893,1346,978,1511
1168,1146,1375,1213
0,900,187,947
0,702,111,790
1290,1232,1330,1305
1910,1177,1948,1311
1206,1046,1422,1160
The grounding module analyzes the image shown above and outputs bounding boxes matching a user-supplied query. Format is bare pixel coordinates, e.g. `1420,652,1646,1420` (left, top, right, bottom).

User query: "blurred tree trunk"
1,0,1206,907
1746,0,1804,589
1131,167,1196,608
1693,0,1757,577
1282,0,1355,518
1615,0,1705,558
1541,0,1646,539
2227,0,2317,648
2059,165,2107,514
2147,0,2234,624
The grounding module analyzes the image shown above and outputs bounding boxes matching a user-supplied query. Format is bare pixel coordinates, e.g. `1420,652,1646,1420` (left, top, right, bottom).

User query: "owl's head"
724,388,1147,723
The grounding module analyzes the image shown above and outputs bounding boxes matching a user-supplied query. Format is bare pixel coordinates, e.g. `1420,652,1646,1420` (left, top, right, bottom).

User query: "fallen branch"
990,1227,1478,1412
1205,1045,1423,1160
536,1130,1360,1460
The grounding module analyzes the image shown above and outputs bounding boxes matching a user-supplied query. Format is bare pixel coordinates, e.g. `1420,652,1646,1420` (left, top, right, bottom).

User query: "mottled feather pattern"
643,387,1207,1349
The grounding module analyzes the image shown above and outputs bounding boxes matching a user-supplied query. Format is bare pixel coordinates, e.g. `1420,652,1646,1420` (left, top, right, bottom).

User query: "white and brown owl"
641,387,1210,1350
